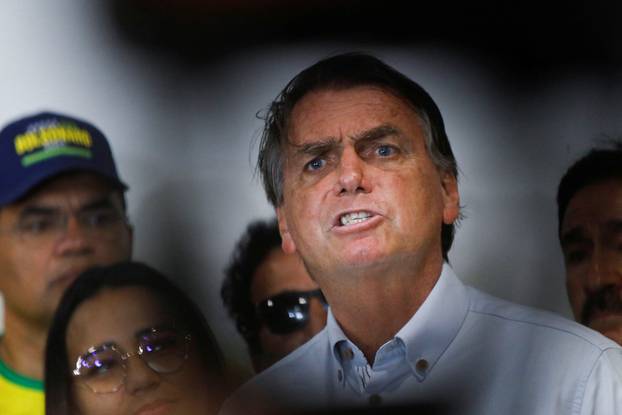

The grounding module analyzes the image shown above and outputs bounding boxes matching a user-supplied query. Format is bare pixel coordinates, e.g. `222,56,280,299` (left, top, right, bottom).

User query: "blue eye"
306,158,325,171
376,145,395,157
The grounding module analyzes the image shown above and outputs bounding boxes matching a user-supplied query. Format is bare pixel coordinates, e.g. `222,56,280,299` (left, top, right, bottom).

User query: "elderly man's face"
561,179,622,344
276,86,459,282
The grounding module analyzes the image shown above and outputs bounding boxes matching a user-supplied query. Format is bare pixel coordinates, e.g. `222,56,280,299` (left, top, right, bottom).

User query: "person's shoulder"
259,326,331,380
464,285,620,352
0,359,44,415
220,328,332,414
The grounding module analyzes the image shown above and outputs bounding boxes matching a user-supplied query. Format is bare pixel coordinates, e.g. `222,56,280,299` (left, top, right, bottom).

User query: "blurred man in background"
558,142,622,345
0,112,132,415
222,219,327,373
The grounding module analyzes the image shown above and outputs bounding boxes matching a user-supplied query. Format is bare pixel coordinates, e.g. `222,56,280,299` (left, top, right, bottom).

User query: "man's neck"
0,310,48,380
323,255,444,364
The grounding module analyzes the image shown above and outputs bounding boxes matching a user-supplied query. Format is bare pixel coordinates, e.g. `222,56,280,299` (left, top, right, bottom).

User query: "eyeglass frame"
0,195,129,246
255,289,327,335
72,327,192,394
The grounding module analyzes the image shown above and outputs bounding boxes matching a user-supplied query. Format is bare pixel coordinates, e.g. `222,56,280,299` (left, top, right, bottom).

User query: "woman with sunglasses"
44,261,226,415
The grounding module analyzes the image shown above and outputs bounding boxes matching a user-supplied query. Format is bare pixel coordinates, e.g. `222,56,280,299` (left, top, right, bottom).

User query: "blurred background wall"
1,0,621,378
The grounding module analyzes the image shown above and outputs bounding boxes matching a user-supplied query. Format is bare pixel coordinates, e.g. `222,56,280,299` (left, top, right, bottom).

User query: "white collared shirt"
222,264,622,414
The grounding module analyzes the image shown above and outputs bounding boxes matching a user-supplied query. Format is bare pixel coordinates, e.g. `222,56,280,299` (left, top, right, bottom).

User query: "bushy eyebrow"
560,227,589,248
18,196,117,219
290,123,402,159
561,219,622,247
292,138,340,158
18,206,59,218
79,197,119,212
352,124,401,145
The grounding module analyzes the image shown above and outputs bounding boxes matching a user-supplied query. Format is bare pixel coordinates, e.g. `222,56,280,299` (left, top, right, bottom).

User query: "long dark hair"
44,261,224,414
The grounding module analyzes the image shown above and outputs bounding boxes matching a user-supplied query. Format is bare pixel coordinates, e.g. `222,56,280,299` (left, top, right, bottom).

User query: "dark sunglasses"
256,289,327,335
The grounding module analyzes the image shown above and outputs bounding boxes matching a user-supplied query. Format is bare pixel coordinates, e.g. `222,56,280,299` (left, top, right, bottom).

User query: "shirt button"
416,358,429,373
337,369,343,382
369,394,382,406
342,347,354,360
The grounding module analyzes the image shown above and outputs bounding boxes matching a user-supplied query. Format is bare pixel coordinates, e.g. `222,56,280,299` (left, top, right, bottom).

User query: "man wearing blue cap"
0,112,133,415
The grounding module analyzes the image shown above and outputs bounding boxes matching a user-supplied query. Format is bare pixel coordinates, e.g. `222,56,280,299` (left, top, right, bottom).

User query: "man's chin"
339,251,389,270
341,237,396,261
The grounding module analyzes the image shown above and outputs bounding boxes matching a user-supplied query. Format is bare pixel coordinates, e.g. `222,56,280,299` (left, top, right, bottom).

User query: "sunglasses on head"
256,289,327,335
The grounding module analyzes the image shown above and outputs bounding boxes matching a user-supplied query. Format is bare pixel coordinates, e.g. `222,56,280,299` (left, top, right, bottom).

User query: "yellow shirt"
0,358,44,415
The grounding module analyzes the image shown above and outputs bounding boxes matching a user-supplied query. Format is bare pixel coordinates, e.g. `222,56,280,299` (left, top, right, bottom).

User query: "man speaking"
224,53,622,414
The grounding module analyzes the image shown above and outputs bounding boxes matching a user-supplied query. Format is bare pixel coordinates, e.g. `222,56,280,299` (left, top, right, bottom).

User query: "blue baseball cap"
0,111,127,206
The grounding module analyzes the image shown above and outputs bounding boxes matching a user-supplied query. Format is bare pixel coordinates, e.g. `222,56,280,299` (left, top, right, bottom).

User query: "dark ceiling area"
108,0,622,78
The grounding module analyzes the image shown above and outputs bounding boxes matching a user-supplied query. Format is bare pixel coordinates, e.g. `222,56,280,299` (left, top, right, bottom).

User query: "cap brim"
0,164,127,206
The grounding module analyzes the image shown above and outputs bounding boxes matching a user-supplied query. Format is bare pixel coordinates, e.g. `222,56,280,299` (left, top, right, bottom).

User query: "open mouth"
339,211,374,226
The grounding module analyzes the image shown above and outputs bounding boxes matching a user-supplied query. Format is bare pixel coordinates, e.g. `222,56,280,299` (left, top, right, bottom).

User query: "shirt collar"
326,306,350,363
326,263,470,381
395,263,470,379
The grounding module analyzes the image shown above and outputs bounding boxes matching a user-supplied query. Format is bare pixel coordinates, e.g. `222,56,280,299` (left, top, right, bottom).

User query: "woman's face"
66,286,216,415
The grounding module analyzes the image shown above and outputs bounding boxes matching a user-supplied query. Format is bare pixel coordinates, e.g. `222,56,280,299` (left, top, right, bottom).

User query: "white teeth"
340,211,372,226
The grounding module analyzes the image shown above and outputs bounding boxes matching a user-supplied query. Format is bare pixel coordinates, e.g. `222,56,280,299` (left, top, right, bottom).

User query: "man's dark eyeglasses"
256,289,327,335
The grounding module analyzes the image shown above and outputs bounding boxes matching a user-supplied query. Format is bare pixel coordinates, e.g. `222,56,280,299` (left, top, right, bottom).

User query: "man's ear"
276,207,297,254
440,172,460,225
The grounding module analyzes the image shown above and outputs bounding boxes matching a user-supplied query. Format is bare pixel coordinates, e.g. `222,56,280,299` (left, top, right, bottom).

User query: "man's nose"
333,148,369,196
53,215,92,256
586,246,622,290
